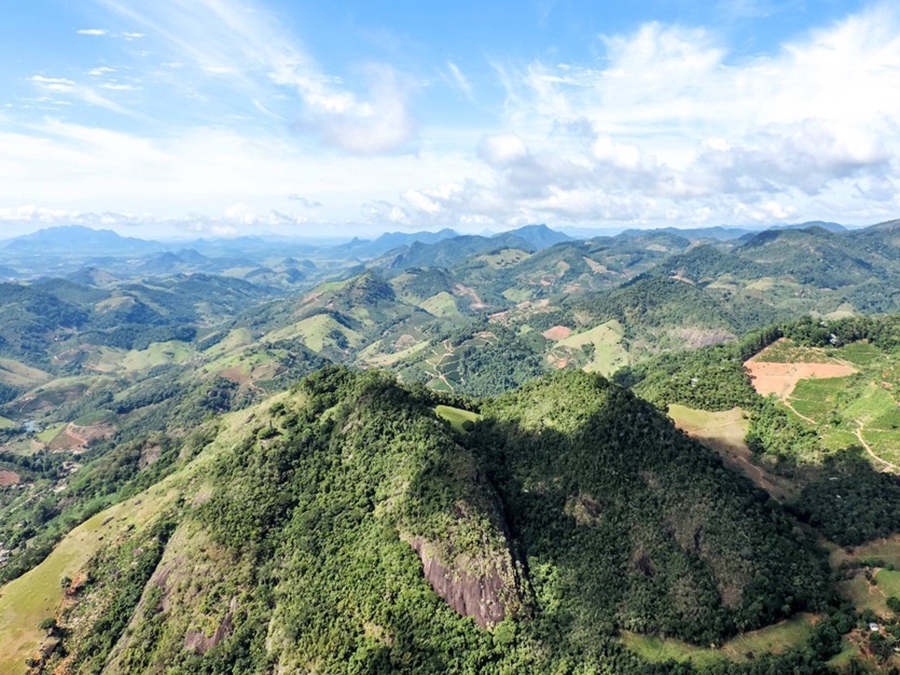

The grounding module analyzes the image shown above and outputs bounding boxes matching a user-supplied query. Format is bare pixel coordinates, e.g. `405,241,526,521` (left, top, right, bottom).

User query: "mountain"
771,220,847,233
379,232,535,271
650,225,754,241
1,225,163,254
335,228,460,258
499,223,571,249
18,368,832,673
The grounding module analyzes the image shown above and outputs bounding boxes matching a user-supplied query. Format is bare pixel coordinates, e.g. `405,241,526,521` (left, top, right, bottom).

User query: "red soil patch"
0,470,21,487
744,360,857,399
219,366,251,385
542,326,573,341
49,422,116,452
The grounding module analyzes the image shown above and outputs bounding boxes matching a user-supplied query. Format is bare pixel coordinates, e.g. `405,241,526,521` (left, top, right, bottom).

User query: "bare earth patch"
49,422,115,452
744,360,857,399
0,470,21,487
542,326,572,341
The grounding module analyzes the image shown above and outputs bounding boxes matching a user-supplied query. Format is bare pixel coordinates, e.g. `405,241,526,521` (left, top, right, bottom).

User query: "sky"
1,0,899,239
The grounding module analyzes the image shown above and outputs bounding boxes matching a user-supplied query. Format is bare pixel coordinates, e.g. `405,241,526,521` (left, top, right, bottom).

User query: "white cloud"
9,3,900,233
478,134,529,166
287,195,323,209
307,63,416,155
78,28,109,36
100,83,140,91
378,5,900,229
29,74,136,115
446,62,474,101
0,118,483,235
94,0,417,154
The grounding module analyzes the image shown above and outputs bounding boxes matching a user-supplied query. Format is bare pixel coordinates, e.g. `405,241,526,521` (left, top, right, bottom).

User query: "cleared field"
0,359,52,388
838,574,890,615
434,405,481,433
202,328,255,357
37,423,66,444
753,339,845,364
419,291,459,317
0,470,21,486
83,346,129,372
501,287,533,303
0,415,15,430
542,326,572,341
875,569,900,599
838,341,883,367
120,341,195,372
829,535,900,570
624,614,815,666
554,320,629,376
745,360,857,399
360,341,430,368
14,378,93,414
265,314,365,353
477,249,532,269
669,404,796,501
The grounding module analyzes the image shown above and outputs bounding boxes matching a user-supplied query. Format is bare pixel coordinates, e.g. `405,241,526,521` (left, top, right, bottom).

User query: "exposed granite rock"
407,536,526,628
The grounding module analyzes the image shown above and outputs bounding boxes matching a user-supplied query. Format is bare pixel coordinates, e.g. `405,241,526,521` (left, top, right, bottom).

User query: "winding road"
855,422,900,473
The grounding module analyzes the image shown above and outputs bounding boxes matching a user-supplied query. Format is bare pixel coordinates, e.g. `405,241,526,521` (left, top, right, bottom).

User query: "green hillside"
4,367,859,674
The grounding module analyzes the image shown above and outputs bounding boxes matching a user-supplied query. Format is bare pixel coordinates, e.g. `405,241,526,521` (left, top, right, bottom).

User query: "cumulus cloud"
305,64,416,155
377,5,900,228
478,134,529,167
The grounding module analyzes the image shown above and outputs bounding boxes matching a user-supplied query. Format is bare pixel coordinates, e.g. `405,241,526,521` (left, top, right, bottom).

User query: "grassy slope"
0,400,267,674
433,404,481,432
0,489,175,674
553,319,629,376
264,314,365,352
0,359,52,388
623,614,815,667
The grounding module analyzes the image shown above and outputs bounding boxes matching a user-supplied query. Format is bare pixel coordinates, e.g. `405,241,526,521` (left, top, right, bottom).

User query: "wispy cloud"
94,0,417,154
78,28,109,36
100,83,140,91
288,194,323,208
30,74,136,115
446,61,474,101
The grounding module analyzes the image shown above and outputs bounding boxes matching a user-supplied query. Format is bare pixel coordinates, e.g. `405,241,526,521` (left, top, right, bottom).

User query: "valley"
4,221,900,672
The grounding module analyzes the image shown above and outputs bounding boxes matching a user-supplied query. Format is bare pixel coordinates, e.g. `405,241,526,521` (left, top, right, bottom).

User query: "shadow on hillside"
437,385,831,648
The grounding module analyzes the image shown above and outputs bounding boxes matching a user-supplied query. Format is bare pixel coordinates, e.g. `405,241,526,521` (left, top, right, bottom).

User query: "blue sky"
1,0,898,238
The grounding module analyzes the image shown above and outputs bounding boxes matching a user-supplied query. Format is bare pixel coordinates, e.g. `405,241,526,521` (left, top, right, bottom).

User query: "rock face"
184,597,237,654
407,537,525,628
